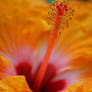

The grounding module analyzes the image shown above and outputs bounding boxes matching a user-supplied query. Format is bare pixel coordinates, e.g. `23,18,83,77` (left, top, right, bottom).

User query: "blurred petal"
0,76,32,92
0,56,16,79
65,82,92,92
0,0,49,66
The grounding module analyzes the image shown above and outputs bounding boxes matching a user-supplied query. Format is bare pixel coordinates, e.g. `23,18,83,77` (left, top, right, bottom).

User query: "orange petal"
65,82,92,92
0,76,32,92
56,1,92,69
0,0,49,52
0,56,16,79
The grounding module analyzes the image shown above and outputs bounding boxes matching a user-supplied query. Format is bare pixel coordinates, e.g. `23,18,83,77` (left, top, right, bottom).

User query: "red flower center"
16,62,66,92
15,0,74,92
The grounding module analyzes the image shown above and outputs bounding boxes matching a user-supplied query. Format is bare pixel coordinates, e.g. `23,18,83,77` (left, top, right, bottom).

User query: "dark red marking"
43,80,66,92
40,64,66,92
64,5,68,11
56,5,59,9
60,3,63,7
64,5,67,9
16,62,66,92
16,62,32,89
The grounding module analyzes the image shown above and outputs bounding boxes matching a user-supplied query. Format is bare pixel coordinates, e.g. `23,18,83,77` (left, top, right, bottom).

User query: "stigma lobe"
48,0,74,34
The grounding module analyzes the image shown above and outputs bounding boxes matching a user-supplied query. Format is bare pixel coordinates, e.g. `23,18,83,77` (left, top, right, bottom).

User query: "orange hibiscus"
0,0,92,92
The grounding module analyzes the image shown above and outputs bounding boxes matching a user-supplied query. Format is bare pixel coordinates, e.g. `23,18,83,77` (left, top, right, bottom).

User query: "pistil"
33,0,74,91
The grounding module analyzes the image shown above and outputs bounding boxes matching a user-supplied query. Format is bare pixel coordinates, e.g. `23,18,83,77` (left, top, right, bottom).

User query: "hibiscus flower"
0,0,92,92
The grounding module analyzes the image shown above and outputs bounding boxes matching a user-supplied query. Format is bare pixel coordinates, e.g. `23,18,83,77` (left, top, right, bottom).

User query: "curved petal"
0,56,16,79
0,0,49,65
0,76,32,92
0,0,50,90
65,82,92,92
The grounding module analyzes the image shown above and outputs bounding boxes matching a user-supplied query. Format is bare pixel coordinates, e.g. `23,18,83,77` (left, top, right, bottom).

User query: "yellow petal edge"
65,82,92,92
0,76,32,92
